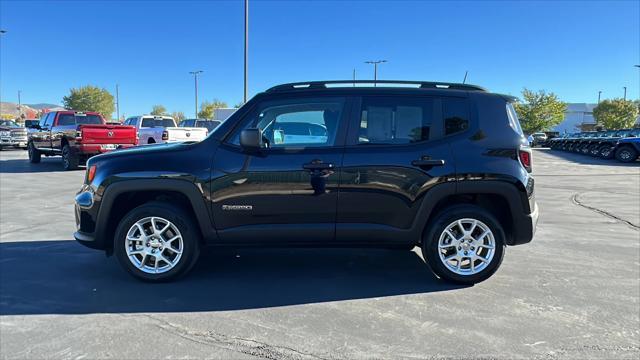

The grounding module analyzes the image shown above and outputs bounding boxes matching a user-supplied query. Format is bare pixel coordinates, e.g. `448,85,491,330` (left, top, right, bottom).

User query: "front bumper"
74,189,105,250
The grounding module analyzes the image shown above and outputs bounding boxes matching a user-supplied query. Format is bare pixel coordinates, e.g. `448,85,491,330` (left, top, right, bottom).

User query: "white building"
553,103,596,133
553,103,640,133
212,108,237,121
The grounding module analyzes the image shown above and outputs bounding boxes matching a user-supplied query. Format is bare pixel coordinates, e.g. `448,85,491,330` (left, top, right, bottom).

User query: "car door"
51,112,77,151
35,112,54,150
209,95,351,245
336,94,459,245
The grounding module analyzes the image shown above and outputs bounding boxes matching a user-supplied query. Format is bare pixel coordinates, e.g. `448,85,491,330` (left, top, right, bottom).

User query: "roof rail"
266,80,487,92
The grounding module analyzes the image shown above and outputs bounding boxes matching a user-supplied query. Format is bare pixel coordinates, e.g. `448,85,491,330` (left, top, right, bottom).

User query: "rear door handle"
303,162,335,170
411,159,445,167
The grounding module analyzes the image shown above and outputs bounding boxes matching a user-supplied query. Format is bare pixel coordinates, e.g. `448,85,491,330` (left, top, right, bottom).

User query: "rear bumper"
75,143,135,154
511,201,539,245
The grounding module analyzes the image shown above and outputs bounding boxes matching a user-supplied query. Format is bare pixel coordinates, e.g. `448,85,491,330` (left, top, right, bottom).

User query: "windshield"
141,118,176,127
0,120,20,127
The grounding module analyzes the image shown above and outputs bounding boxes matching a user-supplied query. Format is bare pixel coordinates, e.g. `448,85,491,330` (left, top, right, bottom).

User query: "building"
553,103,596,133
553,103,640,133
212,108,237,121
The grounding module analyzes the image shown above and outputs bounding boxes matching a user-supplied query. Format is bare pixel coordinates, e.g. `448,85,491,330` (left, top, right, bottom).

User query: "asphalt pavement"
0,148,638,359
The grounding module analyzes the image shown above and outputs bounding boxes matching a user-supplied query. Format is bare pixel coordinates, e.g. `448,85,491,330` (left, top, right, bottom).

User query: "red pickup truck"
27,111,137,170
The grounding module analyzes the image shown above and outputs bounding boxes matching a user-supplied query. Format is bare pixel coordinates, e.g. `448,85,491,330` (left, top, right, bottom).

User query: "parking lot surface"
0,149,638,359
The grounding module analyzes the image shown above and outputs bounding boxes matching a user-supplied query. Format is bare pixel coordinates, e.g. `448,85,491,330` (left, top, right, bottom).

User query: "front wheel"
422,205,505,284
27,142,41,163
615,146,638,163
114,201,201,282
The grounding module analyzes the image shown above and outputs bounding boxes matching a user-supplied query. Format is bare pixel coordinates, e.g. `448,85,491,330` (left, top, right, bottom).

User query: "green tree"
171,111,186,122
151,105,167,115
198,99,228,119
62,85,115,119
513,89,567,134
593,99,639,130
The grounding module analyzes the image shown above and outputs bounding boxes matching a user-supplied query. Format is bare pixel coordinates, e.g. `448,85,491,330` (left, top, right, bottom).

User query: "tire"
27,141,41,163
422,204,505,285
588,144,600,156
114,201,201,282
148,138,156,144
599,144,615,159
615,146,638,163
62,145,79,170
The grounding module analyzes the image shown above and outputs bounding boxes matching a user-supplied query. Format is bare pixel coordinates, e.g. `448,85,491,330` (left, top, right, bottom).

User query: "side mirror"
240,128,263,151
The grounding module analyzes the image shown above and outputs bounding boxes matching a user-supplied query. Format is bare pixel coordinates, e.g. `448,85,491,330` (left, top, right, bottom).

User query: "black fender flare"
94,179,217,250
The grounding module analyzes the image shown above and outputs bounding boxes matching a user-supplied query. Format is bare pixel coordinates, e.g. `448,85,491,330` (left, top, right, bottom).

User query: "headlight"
0,131,10,137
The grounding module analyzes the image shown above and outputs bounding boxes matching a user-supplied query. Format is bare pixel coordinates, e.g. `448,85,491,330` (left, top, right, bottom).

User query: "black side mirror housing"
240,128,263,151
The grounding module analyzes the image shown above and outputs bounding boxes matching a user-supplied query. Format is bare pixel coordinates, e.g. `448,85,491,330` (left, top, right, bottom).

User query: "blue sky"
1,0,638,118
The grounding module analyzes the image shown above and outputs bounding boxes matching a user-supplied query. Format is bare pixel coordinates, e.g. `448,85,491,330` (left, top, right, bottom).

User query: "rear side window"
506,103,524,136
443,98,469,135
57,114,102,126
358,96,435,144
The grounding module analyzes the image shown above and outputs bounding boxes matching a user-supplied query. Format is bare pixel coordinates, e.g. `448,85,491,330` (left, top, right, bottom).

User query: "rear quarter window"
506,103,524,136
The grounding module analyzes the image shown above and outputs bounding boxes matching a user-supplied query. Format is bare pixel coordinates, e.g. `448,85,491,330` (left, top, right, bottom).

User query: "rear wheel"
615,146,638,163
422,205,505,284
27,141,41,163
114,201,201,282
599,144,615,159
62,145,79,170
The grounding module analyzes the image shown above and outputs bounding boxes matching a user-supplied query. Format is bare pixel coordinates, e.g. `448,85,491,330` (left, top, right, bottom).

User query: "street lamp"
189,70,203,119
365,60,387,86
244,0,249,104
598,90,602,103
623,86,627,100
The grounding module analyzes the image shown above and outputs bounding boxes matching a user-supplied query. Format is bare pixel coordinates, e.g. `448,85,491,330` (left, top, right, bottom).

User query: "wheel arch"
415,180,530,246
95,179,216,255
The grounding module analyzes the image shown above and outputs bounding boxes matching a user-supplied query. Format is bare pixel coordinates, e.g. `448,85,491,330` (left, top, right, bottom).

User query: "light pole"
189,70,203,119
463,70,468,84
352,68,356,87
598,90,602,103
623,86,627,100
17,90,21,119
115,84,120,121
0,30,6,113
365,60,387,86
244,0,249,104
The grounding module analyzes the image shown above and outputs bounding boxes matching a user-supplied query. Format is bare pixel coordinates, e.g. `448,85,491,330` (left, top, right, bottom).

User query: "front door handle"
411,159,445,167
303,162,335,171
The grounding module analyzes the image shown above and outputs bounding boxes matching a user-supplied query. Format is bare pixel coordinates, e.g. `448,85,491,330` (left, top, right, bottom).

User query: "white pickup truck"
123,115,208,144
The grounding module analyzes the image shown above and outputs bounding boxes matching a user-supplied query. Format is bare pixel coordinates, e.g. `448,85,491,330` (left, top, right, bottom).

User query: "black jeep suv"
74,80,538,284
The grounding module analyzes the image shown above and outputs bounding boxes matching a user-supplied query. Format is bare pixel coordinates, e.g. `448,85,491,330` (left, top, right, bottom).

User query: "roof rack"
266,80,487,92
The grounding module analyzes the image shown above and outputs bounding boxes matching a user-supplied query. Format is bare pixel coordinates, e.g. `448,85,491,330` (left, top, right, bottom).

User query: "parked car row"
25,111,222,170
548,129,640,163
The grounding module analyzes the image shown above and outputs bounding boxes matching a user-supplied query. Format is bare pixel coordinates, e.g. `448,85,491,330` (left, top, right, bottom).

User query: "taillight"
519,149,532,172
87,165,97,183
162,131,168,141
75,130,82,142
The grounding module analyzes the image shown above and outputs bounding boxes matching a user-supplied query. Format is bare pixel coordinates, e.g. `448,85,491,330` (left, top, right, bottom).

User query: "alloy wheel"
125,216,184,274
437,218,496,276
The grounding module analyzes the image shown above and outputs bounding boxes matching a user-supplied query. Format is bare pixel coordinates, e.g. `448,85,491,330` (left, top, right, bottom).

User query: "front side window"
358,96,435,144
230,97,345,148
